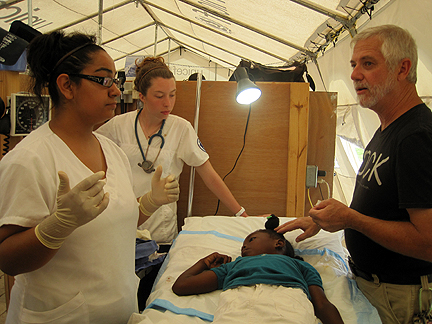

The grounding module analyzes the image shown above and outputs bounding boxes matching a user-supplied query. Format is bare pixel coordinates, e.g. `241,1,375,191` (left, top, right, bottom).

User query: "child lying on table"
172,228,344,324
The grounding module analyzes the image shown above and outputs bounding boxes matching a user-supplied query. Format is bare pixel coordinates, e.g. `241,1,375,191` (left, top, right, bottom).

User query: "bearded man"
276,24,432,324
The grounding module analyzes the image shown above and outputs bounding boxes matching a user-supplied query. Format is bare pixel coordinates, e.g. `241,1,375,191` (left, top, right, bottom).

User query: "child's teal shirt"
210,254,322,299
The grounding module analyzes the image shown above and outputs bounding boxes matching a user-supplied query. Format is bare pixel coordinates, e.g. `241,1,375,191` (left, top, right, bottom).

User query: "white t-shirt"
96,111,209,243
0,123,139,324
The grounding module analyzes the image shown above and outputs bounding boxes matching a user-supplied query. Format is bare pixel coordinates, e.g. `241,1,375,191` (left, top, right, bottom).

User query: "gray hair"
351,24,418,83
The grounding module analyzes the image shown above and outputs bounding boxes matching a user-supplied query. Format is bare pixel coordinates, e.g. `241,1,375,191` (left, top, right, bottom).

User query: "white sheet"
128,216,380,324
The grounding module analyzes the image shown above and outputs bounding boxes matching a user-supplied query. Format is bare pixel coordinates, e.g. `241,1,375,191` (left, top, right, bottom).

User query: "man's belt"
348,257,432,285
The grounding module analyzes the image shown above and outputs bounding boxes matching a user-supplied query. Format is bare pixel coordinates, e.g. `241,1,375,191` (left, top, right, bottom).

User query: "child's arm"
172,252,231,296
309,285,344,324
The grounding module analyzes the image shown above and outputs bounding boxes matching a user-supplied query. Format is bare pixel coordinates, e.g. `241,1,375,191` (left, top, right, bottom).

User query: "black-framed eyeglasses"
68,74,120,88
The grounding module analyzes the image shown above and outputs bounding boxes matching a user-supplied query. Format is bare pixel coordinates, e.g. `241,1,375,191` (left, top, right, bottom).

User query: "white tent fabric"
1,0,430,204
0,0,391,74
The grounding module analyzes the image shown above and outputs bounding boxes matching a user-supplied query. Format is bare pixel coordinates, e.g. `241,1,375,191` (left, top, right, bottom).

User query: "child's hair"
256,229,304,261
134,56,174,95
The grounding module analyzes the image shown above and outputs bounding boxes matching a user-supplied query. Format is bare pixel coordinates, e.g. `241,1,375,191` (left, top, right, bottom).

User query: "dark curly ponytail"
26,30,103,106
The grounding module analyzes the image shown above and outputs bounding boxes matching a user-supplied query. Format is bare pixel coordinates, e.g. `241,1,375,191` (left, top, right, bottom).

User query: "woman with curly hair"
0,32,179,323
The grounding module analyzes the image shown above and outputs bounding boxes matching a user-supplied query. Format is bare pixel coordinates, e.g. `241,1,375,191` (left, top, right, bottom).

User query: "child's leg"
213,284,317,324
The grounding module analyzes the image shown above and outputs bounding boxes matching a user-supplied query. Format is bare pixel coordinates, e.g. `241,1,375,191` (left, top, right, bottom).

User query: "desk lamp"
234,67,261,105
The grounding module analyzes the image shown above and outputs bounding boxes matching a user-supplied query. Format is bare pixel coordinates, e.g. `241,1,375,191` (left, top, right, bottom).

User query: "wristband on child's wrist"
235,207,245,217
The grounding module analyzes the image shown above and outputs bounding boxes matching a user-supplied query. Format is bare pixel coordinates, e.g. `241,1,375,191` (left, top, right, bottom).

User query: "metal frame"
23,0,382,75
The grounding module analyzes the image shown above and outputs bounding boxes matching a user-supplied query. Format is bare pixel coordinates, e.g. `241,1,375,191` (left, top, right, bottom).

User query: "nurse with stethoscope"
96,56,249,244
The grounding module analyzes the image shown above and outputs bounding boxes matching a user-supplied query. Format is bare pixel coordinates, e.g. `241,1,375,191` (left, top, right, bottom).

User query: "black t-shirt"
345,104,432,278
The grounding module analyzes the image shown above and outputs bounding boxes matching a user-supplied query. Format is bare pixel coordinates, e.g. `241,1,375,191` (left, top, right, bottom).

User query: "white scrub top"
0,123,139,324
96,111,209,243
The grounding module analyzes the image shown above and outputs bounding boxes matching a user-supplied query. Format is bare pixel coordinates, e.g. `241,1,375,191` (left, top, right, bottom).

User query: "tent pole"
187,72,203,217
167,38,171,67
98,0,103,45
27,0,32,26
153,24,158,57
214,62,217,81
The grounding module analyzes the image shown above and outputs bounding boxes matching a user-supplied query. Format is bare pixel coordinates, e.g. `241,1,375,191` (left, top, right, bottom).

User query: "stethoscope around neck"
135,108,166,173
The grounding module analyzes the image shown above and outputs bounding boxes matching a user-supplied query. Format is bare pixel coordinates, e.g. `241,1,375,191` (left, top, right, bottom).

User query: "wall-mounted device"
306,165,327,188
10,93,51,136
115,80,134,104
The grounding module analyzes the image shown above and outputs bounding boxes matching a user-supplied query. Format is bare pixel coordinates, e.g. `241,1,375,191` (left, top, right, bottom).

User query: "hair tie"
137,65,169,84
265,214,279,230
49,42,94,78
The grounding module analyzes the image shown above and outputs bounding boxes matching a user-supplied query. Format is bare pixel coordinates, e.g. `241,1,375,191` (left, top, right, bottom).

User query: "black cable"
2,134,10,156
214,104,251,215
312,58,328,92
118,71,126,114
318,183,324,200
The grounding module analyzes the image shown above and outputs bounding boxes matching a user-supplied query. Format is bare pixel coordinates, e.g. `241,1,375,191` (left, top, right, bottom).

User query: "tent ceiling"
0,0,390,70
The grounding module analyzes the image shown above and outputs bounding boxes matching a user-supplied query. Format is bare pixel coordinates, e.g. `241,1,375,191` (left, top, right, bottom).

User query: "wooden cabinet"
173,81,336,227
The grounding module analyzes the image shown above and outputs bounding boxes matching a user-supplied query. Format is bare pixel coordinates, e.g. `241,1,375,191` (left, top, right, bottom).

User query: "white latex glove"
35,171,109,249
139,165,180,216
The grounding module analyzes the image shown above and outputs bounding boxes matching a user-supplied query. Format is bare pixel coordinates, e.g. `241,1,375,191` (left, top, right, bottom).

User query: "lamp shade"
234,67,261,105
